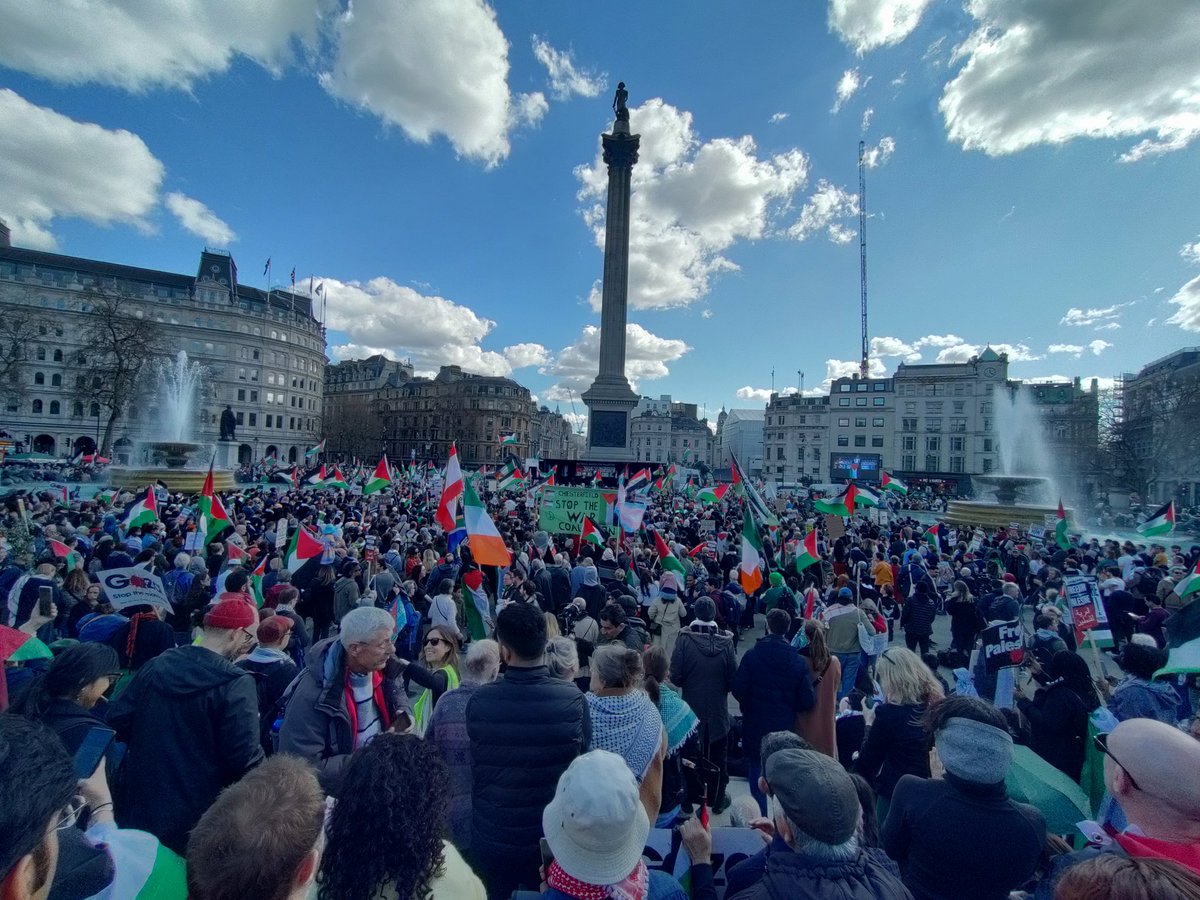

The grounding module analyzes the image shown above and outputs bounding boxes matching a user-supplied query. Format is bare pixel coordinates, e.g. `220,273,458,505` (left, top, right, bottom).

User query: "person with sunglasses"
398,624,461,737
1037,718,1200,895
107,596,264,854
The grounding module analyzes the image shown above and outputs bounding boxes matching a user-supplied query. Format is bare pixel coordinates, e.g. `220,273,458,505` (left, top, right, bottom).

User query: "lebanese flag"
653,529,687,577
740,510,764,594
436,443,464,532
462,478,510,567
1055,500,1071,550
795,530,820,573
284,525,324,573
363,456,391,495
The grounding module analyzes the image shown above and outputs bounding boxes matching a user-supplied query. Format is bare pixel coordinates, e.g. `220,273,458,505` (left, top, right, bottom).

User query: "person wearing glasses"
106,596,264,855
9,642,120,761
278,605,413,796
1038,718,1200,893
397,624,461,737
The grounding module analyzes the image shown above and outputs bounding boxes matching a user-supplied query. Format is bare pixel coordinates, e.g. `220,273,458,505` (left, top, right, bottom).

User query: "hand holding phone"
38,585,55,618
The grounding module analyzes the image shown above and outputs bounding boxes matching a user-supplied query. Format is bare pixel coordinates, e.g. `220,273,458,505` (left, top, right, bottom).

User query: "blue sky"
2,0,1199,430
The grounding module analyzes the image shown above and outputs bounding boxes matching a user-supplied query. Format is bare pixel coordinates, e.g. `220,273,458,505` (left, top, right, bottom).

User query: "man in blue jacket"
732,609,815,815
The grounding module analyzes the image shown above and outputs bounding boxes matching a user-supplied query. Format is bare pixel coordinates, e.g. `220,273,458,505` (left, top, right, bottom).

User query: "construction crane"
858,140,869,380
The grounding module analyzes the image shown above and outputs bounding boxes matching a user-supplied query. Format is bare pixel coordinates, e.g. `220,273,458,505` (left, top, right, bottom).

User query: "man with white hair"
278,605,411,795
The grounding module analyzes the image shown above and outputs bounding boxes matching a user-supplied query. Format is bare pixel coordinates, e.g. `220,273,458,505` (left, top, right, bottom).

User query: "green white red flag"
284,525,324,573
581,516,605,547
652,529,687,577
739,510,764,594
1055,500,1071,550
120,486,158,529
462,477,511,567
881,471,908,494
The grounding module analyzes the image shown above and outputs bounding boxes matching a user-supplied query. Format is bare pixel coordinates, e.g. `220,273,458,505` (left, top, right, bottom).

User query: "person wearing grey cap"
728,747,911,899
880,696,1045,900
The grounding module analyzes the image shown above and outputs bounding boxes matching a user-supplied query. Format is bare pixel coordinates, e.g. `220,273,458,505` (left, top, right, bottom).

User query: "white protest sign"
643,826,765,899
99,565,173,612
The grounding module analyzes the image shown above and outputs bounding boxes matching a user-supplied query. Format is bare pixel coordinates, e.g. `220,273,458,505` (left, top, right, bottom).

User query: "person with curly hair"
316,733,485,900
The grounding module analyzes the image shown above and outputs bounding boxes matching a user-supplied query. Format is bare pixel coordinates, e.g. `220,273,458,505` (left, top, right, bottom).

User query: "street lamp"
93,396,102,455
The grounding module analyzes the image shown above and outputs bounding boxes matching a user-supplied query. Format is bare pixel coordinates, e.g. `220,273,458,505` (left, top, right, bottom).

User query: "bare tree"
71,291,166,455
323,395,385,461
0,296,53,405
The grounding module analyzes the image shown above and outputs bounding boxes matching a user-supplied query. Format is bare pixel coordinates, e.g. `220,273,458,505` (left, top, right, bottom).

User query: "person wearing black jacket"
901,581,938,656
731,609,815,815
236,614,299,754
467,602,590,899
107,597,264,854
1019,650,1099,781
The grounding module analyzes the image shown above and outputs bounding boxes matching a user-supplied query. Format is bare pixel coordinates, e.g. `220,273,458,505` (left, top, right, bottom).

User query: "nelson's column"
582,81,640,461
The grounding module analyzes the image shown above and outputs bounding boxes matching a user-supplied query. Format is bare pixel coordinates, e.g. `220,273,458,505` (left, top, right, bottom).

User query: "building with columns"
0,230,325,465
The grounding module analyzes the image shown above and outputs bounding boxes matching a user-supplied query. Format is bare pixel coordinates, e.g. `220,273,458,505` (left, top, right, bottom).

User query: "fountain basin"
946,500,1071,530
108,466,237,493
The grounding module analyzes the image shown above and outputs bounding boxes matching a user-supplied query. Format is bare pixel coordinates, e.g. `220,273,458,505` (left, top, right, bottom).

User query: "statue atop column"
612,82,629,124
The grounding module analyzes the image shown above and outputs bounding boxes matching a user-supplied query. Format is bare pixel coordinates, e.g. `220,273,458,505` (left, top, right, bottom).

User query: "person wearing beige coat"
648,584,685,657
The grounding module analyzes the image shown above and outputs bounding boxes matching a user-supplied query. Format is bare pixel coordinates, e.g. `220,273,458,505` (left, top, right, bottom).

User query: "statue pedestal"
582,376,638,461
213,441,238,470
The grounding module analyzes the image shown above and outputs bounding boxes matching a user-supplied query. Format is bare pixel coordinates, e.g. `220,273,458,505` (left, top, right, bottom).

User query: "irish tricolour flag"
1137,501,1175,538
739,510,764,594
881,471,907,494
120,486,158,529
363,456,392,496
462,477,511,567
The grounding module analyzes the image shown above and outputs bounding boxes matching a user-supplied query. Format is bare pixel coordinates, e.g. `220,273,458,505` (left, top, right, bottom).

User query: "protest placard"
981,619,1025,674
643,827,764,899
1064,575,1107,645
539,487,612,535
99,566,173,612
825,514,845,540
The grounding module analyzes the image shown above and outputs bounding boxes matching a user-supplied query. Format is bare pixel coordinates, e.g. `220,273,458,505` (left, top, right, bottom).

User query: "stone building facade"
761,395,829,484
0,234,325,465
631,409,714,466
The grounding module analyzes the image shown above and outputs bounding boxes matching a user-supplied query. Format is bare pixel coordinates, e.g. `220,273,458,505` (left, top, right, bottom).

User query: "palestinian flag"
1156,596,1200,677
284,525,324,573
1055,500,1071,550
627,468,651,492
667,463,677,477
54,485,70,508
287,466,301,489
500,433,519,447
225,541,249,565
462,569,493,641
739,510,764,594
1174,559,1200,603
497,459,524,492
248,554,268,607
305,439,326,459
1137,501,1175,538
881,471,908,494
591,469,602,487
794,530,820,573
119,486,158,528
262,453,278,468
853,485,881,508
198,462,232,544
462,478,511,567
652,529,687,577
697,483,730,504
46,539,82,570
924,523,941,550
363,456,392,496
324,467,350,490
581,516,605,546
682,447,693,464
625,560,640,591
95,489,117,506
306,464,327,486
814,484,858,517
0,625,53,663
435,443,464,532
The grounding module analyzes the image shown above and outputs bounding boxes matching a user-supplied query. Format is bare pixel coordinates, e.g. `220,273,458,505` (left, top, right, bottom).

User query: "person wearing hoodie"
575,563,608,619
107,596,264,854
237,614,299,754
670,596,737,814
333,559,362,625
1101,642,1181,724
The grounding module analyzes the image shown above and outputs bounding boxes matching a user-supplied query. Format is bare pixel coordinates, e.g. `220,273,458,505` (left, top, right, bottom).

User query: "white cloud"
513,91,549,127
701,309,714,319
164,192,236,246
574,98,810,310
869,333,967,363
770,112,790,124
318,275,513,375
940,0,1200,161
935,342,1041,364
1060,303,1131,327
891,72,908,88
829,0,935,54
0,0,327,91
823,358,889,386
863,136,896,168
503,342,550,369
1167,274,1200,332
861,107,875,131
1093,322,1121,331
1023,374,1118,392
321,0,533,167
735,386,774,402
0,90,164,250
833,68,868,113
1182,236,1200,266
530,36,604,100
1087,339,1112,356
330,343,402,363
1048,343,1084,356
542,323,690,394
787,180,858,244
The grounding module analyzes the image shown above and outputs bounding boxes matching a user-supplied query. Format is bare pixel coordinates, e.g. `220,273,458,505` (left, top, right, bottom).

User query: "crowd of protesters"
1,469,1200,900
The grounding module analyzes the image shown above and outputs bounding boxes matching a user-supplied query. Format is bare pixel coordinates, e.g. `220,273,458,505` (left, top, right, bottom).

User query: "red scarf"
545,860,648,900
1115,832,1200,876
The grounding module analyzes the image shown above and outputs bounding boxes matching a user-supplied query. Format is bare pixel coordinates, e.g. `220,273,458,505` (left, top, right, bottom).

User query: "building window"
854,435,866,447
854,417,866,427
982,457,994,473
902,454,916,470
36,347,45,360
32,399,42,413
34,372,44,385
926,417,942,432
855,398,867,406
249,413,257,427
983,438,994,452
902,435,916,451
872,417,884,427
949,456,965,473
925,453,939,471
839,384,850,392
873,382,886,391
837,435,849,447
839,398,850,407
926,436,941,452
904,402,917,414
871,436,884,447
873,397,885,406
838,417,850,427
53,349,63,362
950,418,967,433
90,403,99,417
49,401,60,415
902,418,917,432
950,436,965,452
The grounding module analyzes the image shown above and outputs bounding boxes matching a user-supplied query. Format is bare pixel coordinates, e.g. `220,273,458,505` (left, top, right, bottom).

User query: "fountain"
108,351,236,492
946,385,1071,529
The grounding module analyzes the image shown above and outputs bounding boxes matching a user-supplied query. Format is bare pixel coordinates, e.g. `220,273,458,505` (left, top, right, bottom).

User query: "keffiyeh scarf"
546,859,648,900
656,684,698,756
587,691,663,781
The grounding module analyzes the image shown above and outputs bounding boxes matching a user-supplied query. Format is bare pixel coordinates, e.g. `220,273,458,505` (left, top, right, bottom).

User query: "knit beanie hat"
204,598,258,631
935,717,1013,784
